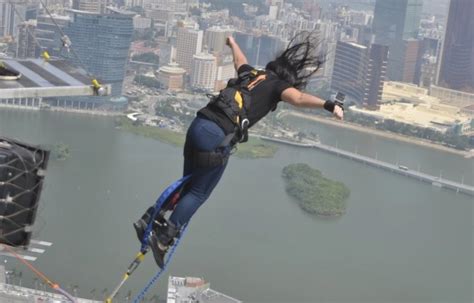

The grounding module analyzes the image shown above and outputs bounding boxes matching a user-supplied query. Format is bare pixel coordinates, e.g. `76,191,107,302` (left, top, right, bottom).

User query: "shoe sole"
149,234,166,269
133,219,148,243
134,219,167,268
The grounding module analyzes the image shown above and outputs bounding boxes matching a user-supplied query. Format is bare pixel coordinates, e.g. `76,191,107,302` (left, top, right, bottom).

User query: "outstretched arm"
226,36,248,72
281,87,344,120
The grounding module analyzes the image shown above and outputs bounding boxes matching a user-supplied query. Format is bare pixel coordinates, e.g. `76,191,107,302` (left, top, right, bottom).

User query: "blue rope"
132,223,189,303
132,175,192,302
140,175,191,252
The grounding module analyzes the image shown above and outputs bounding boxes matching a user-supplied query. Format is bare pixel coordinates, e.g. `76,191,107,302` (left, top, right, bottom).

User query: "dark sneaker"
133,219,148,244
149,233,169,269
149,221,179,268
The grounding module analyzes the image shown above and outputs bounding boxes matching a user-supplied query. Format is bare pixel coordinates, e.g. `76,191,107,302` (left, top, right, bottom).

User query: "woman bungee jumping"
134,32,344,268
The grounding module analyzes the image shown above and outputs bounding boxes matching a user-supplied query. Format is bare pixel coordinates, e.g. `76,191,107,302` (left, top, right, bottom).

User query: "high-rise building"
400,39,422,84
234,32,285,67
269,0,284,15
215,53,235,91
204,26,233,54
331,41,388,108
0,3,14,37
355,24,373,47
191,52,217,91
63,10,133,97
36,14,71,57
365,44,389,108
16,21,36,59
417,37,441,88
0,2,26,38
313,21,339,79
176,26,203,74
372,0,423,81
438,0,474,93
72,0,112,14
331,41,368,104
268,5,278,20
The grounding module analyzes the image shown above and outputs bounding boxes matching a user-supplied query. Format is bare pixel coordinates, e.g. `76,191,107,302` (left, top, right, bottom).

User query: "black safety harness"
209,68,267,144
188,69,267,169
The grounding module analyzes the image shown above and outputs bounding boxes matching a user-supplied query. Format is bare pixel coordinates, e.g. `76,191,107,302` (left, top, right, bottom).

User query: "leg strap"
191,150,229,169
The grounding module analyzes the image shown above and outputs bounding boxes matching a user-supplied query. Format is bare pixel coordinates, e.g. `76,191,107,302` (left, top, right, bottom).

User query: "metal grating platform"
0,58,111,99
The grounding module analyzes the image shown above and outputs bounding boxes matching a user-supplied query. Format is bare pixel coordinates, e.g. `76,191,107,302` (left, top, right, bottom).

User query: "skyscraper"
365,44,389,108
234,32,285,67
176,26,203,74
417,37,441,88
191,52,217,91
372,0,423,81
16,21,36,58
331,41,388,108
438,0,474,93
331,41,368,104
36,14,71,57
64,10,133,97
0,2,25,38
215,53,235,91
204,26,233,54
400,39,422,83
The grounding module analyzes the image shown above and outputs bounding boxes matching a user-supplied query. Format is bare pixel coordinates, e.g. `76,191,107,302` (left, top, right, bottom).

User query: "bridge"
256,135,474,197
312,142,473,196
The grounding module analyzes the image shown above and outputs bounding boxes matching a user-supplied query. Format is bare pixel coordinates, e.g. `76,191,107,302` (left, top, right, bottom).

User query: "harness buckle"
241,118,250,130
239,118,250,143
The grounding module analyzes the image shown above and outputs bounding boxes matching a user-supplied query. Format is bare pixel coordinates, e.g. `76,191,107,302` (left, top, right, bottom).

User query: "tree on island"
282,163,350,217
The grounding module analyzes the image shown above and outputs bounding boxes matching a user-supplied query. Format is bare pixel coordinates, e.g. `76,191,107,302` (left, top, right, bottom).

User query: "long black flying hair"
266,31,325,90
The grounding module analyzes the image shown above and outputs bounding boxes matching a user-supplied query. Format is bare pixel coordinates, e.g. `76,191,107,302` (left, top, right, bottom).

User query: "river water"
0,109,472,303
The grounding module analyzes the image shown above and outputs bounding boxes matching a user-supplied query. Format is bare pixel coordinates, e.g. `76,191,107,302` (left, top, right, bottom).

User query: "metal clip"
241,118,250,130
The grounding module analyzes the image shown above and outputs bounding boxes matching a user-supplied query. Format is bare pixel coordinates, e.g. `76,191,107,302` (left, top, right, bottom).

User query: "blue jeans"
169,116,231,227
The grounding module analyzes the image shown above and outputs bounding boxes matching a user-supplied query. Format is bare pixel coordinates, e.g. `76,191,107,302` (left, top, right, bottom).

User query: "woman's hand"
333,105,344,120
226,36,236,47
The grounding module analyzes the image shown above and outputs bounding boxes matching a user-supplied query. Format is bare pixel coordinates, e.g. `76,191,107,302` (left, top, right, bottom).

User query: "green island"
116,116,278,159
282,163,350,217
52,143,71,161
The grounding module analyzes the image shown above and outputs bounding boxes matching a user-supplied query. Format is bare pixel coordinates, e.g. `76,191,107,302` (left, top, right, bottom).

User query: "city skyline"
0,0,470,122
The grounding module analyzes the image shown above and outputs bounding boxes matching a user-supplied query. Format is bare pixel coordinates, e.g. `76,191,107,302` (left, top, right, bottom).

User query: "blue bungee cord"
133,223,189,303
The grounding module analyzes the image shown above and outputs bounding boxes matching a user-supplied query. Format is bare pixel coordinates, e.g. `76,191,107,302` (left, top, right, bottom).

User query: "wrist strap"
324,100,335,113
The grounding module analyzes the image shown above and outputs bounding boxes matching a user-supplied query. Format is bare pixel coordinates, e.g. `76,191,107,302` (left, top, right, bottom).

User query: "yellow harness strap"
233,72,267,124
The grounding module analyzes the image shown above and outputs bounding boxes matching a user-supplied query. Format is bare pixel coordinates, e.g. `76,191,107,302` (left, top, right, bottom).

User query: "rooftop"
193,53,216,61
0,58,111,99
159,62,186,74
167,276,241,303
